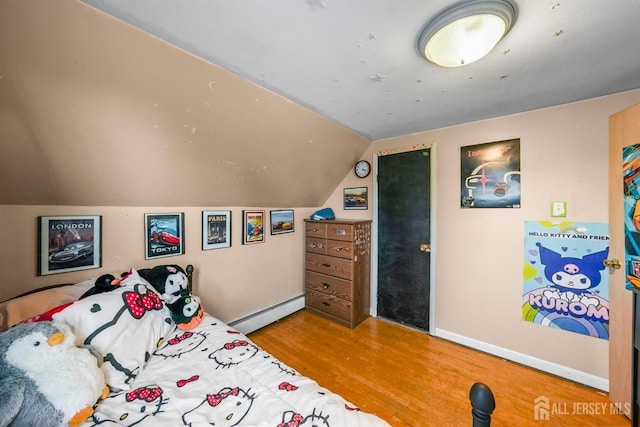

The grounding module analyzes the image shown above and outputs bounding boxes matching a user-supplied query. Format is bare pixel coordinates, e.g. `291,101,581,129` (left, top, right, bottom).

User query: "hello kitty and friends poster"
522,220,610,340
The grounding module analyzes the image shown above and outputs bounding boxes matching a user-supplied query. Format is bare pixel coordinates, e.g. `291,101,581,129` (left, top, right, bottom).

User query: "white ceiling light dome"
417,0,517,67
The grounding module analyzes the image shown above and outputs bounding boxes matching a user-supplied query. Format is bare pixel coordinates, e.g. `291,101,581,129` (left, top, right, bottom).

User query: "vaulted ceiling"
82,0,640,140
0,0,369,207
2,0,640,207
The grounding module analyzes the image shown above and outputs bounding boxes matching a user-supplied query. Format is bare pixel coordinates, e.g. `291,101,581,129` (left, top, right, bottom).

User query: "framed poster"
202,210,231,250
145,213,185,259
623,143,640,291
460,138,521,208
243,210,265,244
344,186,368,210
270,209,294,235
37,215,102,276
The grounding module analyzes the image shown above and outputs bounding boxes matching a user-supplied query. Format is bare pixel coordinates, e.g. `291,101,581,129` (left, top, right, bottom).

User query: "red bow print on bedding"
177,375,199,387
168,332,193,345
84,285,165,345
277,413,304,427
206,388,240,407
278,382,298,392
223,340,248,350
123,290,163,318
126,386,163,402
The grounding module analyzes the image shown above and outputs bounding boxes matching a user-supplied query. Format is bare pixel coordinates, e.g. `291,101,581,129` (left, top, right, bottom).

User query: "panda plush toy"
138,265,203,330
137,264,189,304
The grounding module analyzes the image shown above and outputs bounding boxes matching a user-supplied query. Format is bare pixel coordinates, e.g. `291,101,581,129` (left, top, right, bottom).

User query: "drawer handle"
321,263,331,268
312,228,319,232
335,229,347,236
322,302,331,307
323,283,330,289
335,248,342,252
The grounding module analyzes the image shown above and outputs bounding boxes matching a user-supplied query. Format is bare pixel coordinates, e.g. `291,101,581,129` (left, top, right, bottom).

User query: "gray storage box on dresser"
303,218,372,328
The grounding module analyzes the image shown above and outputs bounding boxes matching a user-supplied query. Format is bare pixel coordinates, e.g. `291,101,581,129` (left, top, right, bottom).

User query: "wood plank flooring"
248,310,630,427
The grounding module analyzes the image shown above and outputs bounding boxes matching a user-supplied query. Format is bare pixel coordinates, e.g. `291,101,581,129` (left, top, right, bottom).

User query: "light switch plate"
551,201,567,217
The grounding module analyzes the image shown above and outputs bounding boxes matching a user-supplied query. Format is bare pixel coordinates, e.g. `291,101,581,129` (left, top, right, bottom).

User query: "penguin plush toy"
0,321,108,427
79,273,121,300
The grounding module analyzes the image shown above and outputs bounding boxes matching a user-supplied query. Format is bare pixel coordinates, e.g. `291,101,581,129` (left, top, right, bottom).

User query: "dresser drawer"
305,221,327,238
326,240,354,260
305,271,352,301
305,253,353,280
306,289,351,322
306,237,327,255
327,223,354,242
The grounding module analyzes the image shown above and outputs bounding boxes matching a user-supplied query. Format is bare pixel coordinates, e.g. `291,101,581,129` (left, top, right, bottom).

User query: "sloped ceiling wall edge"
0,0,370,207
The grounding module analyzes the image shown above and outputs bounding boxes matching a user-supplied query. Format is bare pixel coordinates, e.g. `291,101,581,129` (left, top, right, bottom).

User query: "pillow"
0,280,94,332
53,269,173,391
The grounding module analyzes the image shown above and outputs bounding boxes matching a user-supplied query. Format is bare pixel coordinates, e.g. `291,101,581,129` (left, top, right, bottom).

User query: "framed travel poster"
37,215,102,276
145,212,185,259
243,210,265,244
344,186,368,210
270,209,294,235
202,210,231,250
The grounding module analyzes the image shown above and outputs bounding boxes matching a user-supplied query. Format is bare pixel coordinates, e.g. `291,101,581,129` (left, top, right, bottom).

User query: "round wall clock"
354,160,371,178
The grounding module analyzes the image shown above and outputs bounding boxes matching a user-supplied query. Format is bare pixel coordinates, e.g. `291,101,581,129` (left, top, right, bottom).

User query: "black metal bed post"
186,264,194,293
469,382,495,427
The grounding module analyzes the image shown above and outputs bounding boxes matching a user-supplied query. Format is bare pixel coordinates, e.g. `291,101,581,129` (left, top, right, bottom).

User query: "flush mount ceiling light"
417,0,517,67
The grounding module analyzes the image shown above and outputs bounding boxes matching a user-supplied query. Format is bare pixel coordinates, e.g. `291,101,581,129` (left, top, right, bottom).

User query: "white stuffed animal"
0,321,108,427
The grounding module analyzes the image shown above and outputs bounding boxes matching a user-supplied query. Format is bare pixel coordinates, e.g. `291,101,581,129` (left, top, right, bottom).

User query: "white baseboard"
229,303,608,391
228,294,305,335
435,328,609,392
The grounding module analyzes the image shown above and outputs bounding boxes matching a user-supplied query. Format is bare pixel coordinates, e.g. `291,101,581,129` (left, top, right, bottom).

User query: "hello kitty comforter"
80,313,390,426
14,269,388,427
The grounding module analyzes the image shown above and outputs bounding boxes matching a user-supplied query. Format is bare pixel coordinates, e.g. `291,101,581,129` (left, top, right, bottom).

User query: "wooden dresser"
303,219,372,328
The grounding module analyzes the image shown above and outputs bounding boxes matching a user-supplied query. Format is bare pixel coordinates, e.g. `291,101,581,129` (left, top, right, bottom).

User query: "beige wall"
3,0,640,390
323,88,640,385
0,0,369,324
3,92,640,388
0,0,370,208
0,205,319,323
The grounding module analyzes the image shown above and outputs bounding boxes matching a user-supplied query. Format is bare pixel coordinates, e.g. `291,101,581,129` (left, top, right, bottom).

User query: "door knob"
603,258,621,269
420,243,431,252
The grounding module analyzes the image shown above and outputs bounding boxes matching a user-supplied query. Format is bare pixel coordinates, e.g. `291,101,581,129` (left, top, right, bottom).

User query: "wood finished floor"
248,310,630,427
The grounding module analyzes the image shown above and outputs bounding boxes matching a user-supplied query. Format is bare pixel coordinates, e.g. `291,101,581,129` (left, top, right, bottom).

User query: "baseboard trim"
228,294,305,335
435,328,609,392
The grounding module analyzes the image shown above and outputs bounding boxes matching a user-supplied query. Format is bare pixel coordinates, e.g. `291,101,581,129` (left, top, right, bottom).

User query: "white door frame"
369,143,437,335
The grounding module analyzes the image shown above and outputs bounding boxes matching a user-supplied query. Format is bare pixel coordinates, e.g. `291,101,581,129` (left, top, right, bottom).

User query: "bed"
0,264,391,426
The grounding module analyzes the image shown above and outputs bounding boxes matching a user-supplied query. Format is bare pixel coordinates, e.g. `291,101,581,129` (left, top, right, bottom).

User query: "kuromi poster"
522,221,610,340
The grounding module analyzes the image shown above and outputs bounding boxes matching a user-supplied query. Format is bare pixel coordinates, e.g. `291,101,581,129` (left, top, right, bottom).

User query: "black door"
377,148,431,331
